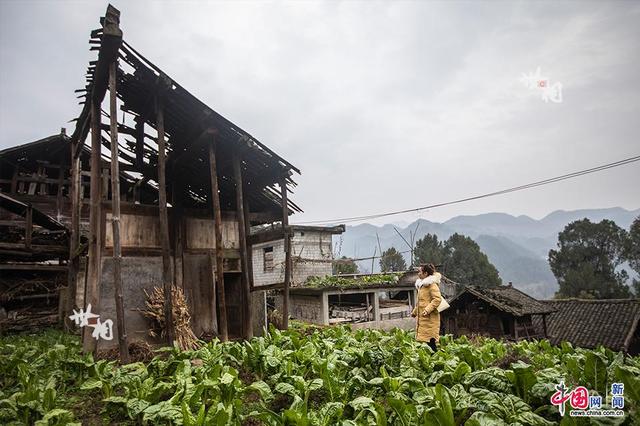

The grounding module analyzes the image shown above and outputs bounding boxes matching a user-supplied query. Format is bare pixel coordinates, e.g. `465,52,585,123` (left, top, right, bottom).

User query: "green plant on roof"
305,273,402,288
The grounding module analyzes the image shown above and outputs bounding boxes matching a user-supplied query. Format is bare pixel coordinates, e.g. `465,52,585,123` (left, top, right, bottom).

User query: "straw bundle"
140,285,199,350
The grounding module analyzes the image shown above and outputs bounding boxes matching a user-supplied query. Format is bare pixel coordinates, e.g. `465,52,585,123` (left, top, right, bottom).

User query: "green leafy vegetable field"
1,326,638,425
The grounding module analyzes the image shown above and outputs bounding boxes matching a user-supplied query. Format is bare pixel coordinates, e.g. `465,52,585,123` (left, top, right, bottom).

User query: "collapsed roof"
70,5,301,222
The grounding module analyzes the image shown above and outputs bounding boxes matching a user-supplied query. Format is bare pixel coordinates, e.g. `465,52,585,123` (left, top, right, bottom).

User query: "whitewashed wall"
252,230,334,287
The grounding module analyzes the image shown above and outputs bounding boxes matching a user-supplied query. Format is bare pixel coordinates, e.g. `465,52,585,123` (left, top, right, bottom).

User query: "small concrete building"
249,225,345,288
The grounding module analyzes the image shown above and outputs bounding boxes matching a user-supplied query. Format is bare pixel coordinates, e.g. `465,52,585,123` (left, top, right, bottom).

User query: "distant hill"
336,207,639,299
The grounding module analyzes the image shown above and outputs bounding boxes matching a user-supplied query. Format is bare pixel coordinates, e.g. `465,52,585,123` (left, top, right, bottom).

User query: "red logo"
570,386,589,409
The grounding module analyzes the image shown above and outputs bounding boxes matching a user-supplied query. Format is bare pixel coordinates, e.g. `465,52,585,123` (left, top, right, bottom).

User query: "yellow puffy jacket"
412,272,442,343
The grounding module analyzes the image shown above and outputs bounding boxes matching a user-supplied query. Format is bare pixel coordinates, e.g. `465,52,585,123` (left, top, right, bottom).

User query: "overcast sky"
1,1,638,225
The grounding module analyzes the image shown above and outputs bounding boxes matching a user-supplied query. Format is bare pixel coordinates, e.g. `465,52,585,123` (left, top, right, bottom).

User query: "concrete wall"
274,292,325,325
252,230,334,287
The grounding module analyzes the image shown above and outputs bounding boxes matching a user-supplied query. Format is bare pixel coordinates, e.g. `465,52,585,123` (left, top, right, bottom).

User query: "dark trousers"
427,338,438,352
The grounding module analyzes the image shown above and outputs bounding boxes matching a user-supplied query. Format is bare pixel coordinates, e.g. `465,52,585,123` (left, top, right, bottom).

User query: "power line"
294,154,640,225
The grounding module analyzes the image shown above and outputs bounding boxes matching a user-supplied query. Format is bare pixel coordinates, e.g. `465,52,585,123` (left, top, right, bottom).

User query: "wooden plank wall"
103,213,240,250
185,217,239,250
183,253,216,336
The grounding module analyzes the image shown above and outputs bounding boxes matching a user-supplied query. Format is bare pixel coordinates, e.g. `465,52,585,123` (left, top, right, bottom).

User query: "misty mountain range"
336,207,640,299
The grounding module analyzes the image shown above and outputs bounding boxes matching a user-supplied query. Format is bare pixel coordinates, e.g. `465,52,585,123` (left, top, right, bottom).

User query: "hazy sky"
1,1,638,225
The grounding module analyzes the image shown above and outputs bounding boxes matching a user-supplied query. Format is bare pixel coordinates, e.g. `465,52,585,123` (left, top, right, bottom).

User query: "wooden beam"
233,152,252,339
109,61,130,363
0,263,68,272
0,242,68,255
208,138,228,341
280,177,291,330
83,97,103,354
70,5,123,161
65,135,82,329
156,96,175,346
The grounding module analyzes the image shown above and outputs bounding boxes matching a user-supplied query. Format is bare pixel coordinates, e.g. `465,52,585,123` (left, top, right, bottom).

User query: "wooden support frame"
233,152,252,339
156,95,175,346
83,96,103,354
109,61,130,363
208,137,228,341
280,177,291,330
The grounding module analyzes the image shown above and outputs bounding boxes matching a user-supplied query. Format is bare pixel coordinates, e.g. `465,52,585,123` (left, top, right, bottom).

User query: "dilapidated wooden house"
441,284,555,340
1,5,303,354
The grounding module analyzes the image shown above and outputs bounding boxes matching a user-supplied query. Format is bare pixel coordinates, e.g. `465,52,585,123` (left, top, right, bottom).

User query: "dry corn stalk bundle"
140,285,199,350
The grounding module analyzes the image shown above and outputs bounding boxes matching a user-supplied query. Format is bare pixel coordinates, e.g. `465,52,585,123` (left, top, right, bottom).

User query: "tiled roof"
540,299,640,352
450,285,556,316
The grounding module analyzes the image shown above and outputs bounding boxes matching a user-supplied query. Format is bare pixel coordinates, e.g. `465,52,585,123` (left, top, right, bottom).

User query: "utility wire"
295,154,640,225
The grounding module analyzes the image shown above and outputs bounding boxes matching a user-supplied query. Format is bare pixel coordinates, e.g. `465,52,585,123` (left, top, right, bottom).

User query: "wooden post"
208,138,228,341
514,317,519,340
242,182,256,332
173,212,184,292
83,98,103,354
109,61,130,363
280,177,291,330
65,136,82,329
233,152,252,339
156,96,175,346
542,314,548,339
171,179,185,297
25,205,32,249
56,164,64,219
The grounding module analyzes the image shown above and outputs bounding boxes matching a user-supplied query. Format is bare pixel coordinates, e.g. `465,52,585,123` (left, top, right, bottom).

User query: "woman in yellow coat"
412,263,442,352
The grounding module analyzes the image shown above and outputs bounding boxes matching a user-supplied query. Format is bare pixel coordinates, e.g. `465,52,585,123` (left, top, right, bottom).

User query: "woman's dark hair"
420,263,436,276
